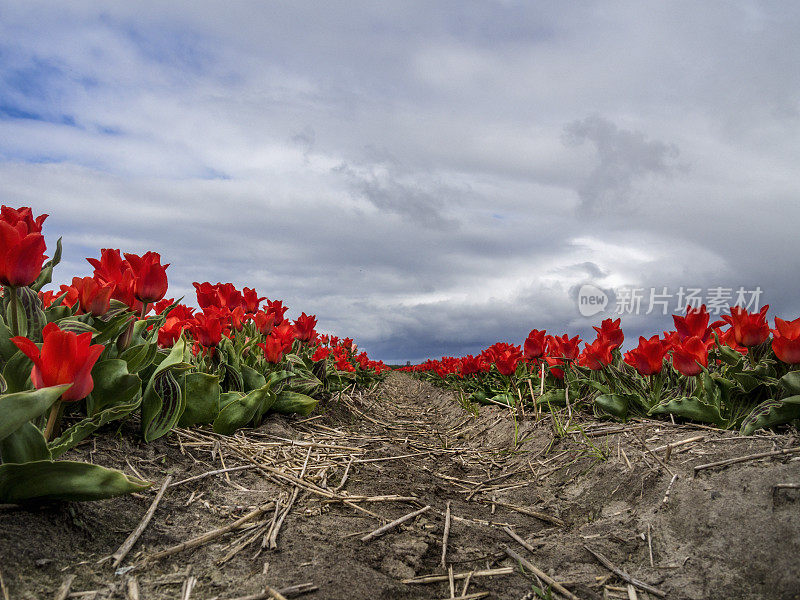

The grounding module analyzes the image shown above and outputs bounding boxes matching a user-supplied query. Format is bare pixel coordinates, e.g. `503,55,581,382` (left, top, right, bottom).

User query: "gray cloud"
563,115,680,213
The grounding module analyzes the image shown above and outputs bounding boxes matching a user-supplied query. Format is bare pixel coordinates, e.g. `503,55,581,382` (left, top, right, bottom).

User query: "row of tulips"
0,205,388,504
401,306,800,435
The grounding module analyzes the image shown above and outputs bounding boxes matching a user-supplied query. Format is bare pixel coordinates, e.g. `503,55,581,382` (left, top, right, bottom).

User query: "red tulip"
71,276,114,316
772,317,800,365
265,299,288,327
253,310,274,335
460,354,488,376
673,305,713,342
124,251,169,304
58,283,80,308
1,205,47,233
293,313,318,343
11,322,104,402
190,309,225,347
241,287,266,313
312,346,332,361
523,329,547,360
87,249,142,312
258,335,285,363
720,305,770,347
0,219,47,287
715,325,748,355
624,335,669,376
38,290,58,308
272,320,297,351
592,318,624,348
579,338,614,370
671,336,712,376
157,305,194,348
492,345,523,376
194,282,220,309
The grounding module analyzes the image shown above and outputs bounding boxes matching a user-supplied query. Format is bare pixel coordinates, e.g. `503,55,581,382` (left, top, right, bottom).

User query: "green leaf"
85,359,142,416
50,363,141,458
0,460,150,503
779,371,800,396
29,236,62,292
91,312,135,346
271,391,318,416
213,386,275,435
594,394,635,420
44,304,72,323
54,318,100,337
648,396,724,426
221,362,244,393
140,336,192,444
740,395,800,435
717,343,745,366
3,351,34,393
732,372,763,393
16,287,47,342
5,288,27,338
0,319,19,362
536,389,566,407
141,369,184,443
0,385,71,442
178,373,221,427
119,341,159,374
241,364,267,392
0,421,51,463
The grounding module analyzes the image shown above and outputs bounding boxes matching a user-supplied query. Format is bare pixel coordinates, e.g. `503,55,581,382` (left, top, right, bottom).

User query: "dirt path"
1,372,799,599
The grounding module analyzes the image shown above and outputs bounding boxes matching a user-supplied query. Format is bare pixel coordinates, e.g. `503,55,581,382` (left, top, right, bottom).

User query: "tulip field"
0,205,389,504
401,308,800,435
2,203,799,599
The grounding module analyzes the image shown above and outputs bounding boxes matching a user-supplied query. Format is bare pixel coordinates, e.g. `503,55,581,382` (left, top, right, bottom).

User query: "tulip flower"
715,325,748,355
673,305,713,342
460,354,488,376
38,290,58,308
579,338,614,370
1,205,48,233
87,249,142,312
253,310,274,335
293,312,318,343
11,322,104,402
772,317,800,365
190,309,225,348
12,322,104,439
71,276,114,316
720,305,770,347
523,329,547,360
272,320,297,351
312,346,332,361
58,283,80,308
592,318,624,348
671,336,712,376
258,335,285,363
241,287,266,313
492,345,523,376
624,335,670,376
194,281,221,309
124,251,169,305
0,219,47,288
265,299,288,327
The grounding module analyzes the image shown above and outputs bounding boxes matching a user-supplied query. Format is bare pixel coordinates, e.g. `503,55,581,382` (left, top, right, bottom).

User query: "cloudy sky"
2,1,799,362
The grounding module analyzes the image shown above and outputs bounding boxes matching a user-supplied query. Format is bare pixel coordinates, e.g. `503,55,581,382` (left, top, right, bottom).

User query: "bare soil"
1,372,799,600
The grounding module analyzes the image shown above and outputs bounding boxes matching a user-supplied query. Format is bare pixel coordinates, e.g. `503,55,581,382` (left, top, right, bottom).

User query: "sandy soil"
1,372,799,600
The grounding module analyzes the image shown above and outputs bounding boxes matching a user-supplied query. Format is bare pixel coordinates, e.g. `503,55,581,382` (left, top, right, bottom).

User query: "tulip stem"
7,286,20,337
43,400,63,442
